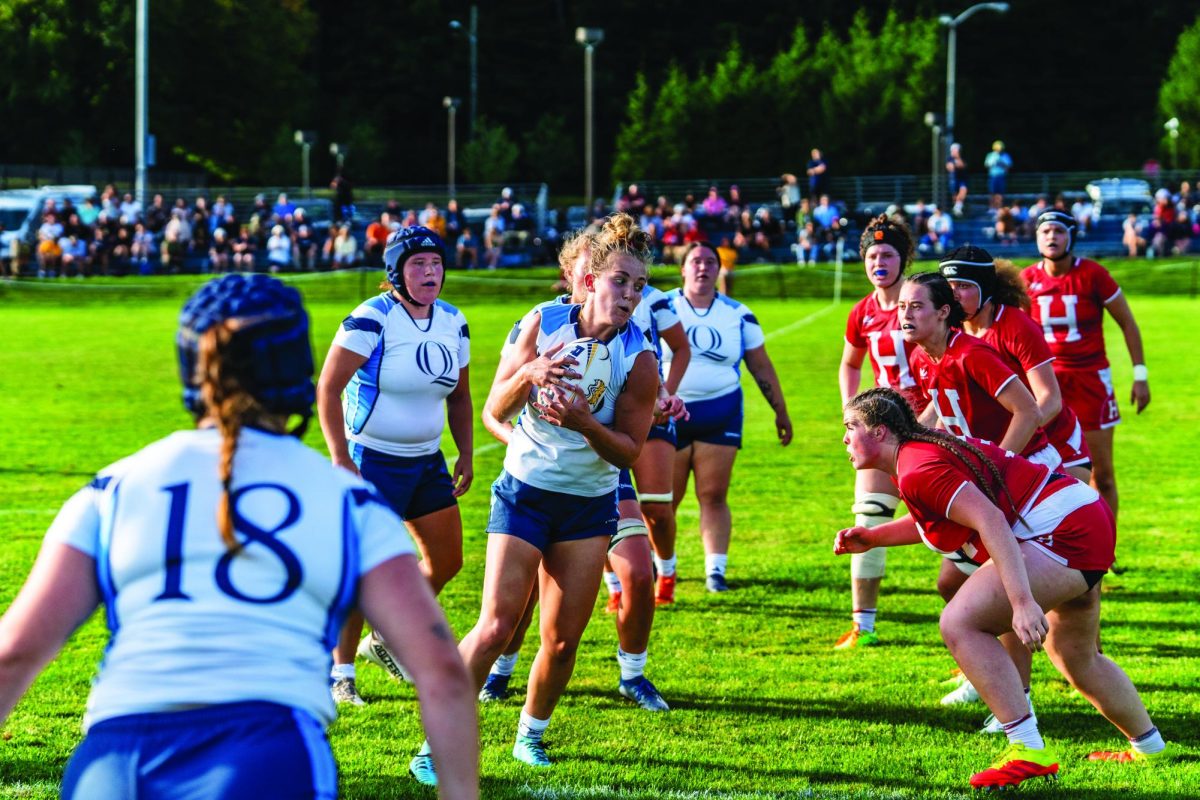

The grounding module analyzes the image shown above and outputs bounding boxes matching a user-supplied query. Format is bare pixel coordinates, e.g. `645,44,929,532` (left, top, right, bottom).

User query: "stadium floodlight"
576,27,605,214
294,130,317,198
449,6,478,139
329,142,348,171
443,97,462,200
941,3,1010,150
1165,118,1181,170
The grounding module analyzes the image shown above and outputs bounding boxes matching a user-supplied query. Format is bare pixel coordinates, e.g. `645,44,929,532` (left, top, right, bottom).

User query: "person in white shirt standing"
665,241,792,593
317,226,474,706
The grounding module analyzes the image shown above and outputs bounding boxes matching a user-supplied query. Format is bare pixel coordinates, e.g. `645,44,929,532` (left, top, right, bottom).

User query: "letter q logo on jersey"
688,326,724,361
415,341,457,388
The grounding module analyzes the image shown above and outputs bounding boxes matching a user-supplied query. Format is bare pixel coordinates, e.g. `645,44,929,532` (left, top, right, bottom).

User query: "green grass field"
0,267,1197,799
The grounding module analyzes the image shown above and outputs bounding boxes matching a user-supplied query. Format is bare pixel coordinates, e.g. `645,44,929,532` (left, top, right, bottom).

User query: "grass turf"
0,270,1196,798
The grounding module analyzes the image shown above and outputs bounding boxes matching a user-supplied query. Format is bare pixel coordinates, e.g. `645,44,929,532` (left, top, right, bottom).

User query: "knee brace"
609,517,649,552
852,492,899,529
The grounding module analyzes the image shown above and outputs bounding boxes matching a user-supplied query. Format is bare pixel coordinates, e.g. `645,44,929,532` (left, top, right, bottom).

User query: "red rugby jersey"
1021,258,1122,371
845,294,926,411
910,331,1050,457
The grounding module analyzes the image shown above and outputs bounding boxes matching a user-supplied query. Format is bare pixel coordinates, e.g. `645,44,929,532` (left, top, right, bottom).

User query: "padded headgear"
384,226,446,306
939,245,996,316
177,274,315,425
1035,210,1077,255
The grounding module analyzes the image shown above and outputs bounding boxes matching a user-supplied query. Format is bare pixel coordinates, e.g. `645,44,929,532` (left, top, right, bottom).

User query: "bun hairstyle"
859,214,915,268
587,213,654,276
907,271,967,329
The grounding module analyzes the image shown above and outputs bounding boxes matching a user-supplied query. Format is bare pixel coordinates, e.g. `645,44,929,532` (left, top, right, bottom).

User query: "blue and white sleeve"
44,477,105,558
332,300,387,359
741,308,766,350
351,488,418,574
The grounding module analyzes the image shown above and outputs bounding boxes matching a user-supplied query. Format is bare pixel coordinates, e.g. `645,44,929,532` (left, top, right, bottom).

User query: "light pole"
134,0,148,207
293,130,317,197
940,3,1009,151
443,97,461,200
1165,117,1181,172
329,142,347,173
924,112,944,210
449,6,478,139
576,27,604,215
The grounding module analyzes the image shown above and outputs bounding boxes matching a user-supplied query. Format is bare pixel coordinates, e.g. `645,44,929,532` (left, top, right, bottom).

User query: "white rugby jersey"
631,284,680,374
46,427,414,730
499,295,569,359
662,290,765,402
333,293,470,457
504,303,652,496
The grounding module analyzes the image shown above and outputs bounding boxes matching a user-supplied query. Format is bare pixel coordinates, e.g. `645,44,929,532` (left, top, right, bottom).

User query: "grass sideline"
0,276,1197,799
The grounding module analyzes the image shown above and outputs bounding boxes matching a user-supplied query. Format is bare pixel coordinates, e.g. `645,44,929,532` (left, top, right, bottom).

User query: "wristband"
1132,364,1148,382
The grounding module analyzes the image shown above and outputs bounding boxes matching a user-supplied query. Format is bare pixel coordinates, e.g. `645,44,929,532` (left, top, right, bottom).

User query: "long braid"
847,388,1024,521
198,323,262,552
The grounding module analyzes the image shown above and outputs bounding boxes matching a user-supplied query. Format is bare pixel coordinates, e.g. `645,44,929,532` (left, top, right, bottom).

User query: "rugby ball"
536,338,611,414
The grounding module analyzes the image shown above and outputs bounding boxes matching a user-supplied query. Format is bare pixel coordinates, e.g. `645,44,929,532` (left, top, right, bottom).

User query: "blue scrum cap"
384,226,446,306
177,273,315,421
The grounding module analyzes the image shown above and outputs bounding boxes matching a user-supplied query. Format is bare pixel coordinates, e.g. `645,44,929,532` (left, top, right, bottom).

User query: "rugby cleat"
478,672,512,703
706,572,729,593
654,574,676,605
512,735,552,767
618,676,670,712
409,753,438,786
330,677,365,706
358,631,413,683
1087,744,1173,764
605,591,622,614
969,742,1059,790
941,674,981,705
833,624,879,650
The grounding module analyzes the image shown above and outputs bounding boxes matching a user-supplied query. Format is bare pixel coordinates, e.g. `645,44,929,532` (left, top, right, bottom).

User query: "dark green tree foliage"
611,11,939,181
521,113,577,189
459,116,518,184
1158,13,1200,170
0,0,315,183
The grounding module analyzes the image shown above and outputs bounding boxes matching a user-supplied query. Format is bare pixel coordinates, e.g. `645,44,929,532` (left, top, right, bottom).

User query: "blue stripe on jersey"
88,475,113,491
715,293,742,310
460,323,470,339
539,302,579,336
649,298,671,314
291,708,338,799
743,314,759,325
326,489,365,650
341,316,382,334
96,482,120,635
619,323,647,358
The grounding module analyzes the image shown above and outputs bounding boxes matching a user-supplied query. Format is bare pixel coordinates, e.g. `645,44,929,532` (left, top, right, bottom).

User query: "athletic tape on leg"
637,492,673,504
609,517,649,551
849,493,898,579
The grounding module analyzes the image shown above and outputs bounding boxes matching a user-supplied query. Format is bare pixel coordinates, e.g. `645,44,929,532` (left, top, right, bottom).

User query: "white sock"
603,570,623,595
517,710,551,742
331,663,356,681
418,739,431,756
852,608,877,634
654,554,677,578
492,652,519,677
617,648,647,681
705,554,728,577
1002,713,1044,749
1130,726,1166,755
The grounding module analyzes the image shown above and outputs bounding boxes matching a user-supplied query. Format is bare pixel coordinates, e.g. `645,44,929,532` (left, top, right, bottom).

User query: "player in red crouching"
834,214,925,649
834,388,1169,790
1021,211,1150,521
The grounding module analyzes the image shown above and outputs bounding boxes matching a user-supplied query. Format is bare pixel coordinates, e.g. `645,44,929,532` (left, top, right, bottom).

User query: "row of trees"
1,1,1198,188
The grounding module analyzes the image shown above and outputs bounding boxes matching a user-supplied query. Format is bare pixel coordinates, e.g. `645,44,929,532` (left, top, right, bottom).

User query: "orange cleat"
969,742,1059,790
1087,745,1172,764
604,591,622,614
654,574,676,606
833,624,879,649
